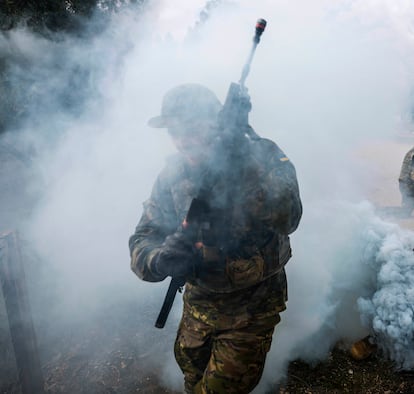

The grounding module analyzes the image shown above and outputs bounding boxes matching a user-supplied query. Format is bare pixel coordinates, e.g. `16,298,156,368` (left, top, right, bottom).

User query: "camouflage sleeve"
399,147,414,205
129,175,178,282
265,151,302,234
399,147,414,184
246,139,302,235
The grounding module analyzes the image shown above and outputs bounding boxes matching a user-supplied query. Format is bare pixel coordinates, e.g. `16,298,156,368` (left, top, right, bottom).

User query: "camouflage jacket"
129,136,302,293
399,147,414,188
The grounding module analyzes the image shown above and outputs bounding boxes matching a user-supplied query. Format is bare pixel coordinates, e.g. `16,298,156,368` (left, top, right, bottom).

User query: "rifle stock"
155,276,185,329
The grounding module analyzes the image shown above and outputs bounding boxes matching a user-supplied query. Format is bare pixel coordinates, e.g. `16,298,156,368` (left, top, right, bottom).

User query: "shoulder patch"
280,157,289,162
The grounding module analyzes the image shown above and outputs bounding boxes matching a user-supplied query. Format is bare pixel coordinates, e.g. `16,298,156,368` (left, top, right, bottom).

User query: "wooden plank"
0,231,44,394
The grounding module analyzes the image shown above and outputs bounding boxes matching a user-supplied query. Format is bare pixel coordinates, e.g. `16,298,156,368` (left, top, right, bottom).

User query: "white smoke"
358,222,414,370
258,200,414,392
1,0,414,392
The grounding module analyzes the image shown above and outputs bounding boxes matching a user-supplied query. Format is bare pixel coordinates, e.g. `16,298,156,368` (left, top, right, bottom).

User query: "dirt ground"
279,346,414,394
3,307,414,394
38,343,414,394
5,326,414,394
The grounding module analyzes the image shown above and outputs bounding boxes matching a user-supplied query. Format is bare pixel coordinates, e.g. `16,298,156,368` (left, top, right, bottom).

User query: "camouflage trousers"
174,271,287,394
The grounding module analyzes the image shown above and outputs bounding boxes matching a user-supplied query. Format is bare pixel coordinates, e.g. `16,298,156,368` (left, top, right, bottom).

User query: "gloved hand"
154,231,195,278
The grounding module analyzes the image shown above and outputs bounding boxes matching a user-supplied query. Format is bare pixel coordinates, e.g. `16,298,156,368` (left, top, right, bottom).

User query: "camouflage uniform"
129,134,302,393
399,147,414,213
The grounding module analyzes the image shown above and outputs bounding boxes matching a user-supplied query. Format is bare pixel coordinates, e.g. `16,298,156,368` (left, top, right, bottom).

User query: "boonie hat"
148,83,222,128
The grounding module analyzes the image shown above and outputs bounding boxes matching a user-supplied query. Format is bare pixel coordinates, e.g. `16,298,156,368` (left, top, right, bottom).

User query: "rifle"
154,18,267,329
155,198,209,329
154,276,184,329
217,18,266,142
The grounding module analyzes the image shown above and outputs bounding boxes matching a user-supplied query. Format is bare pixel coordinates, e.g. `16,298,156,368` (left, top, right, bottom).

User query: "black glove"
154,231,195,278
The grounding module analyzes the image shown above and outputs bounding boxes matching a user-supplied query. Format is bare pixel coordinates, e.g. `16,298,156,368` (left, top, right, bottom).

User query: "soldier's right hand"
154,232,195,278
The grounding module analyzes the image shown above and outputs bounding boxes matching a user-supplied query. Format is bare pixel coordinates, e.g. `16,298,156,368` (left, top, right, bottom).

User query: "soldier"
129,83,302,394
399,146,414,215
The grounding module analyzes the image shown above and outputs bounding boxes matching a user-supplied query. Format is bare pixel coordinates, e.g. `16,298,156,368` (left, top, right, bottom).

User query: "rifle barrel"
239,18,267,87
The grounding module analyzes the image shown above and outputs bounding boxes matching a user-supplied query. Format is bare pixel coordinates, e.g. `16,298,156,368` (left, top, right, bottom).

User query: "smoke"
358,221,414,370
258,200,414,392
1,0,414,392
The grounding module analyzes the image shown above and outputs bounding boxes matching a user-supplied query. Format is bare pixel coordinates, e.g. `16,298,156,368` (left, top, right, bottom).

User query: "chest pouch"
225,254,264,288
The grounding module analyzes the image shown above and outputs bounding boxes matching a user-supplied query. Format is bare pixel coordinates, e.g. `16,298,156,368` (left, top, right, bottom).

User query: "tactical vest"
188,232,292,293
